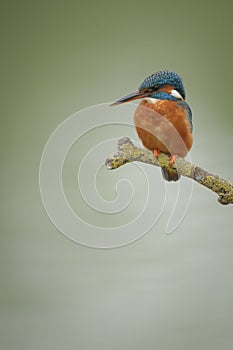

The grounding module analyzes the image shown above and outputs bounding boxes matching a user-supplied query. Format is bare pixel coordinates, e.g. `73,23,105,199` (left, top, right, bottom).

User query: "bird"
110,70,193,181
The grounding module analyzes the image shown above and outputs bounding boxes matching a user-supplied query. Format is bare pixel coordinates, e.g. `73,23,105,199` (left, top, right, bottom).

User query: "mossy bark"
105,137,233,205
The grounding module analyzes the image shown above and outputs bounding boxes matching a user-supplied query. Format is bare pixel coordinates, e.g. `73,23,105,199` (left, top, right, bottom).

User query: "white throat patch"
143,97,158,104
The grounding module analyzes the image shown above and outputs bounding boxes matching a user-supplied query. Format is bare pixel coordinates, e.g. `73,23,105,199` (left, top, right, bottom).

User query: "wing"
178,100,193,132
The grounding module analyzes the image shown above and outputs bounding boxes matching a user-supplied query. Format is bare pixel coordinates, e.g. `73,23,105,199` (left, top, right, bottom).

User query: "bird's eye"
148,85,159,92
141,87,157,94
144,88,154,93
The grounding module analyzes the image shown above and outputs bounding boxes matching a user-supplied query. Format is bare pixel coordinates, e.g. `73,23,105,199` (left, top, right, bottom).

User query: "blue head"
139,70,185,100
111,70,186,105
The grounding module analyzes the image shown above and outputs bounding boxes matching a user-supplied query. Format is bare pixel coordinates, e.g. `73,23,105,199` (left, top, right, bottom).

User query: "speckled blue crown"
139,70,186,99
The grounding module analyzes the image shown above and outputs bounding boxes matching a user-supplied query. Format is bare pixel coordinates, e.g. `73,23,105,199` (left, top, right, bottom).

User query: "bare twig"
105,137,233,205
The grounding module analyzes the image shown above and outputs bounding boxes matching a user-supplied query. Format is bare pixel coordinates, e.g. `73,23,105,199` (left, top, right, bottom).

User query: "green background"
1,1,233,349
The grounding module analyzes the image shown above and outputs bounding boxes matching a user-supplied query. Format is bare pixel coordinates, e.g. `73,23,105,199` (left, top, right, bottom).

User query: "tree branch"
105,137,233,205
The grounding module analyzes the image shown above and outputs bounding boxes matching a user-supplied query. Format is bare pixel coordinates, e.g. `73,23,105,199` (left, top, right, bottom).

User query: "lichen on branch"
105,137,233,205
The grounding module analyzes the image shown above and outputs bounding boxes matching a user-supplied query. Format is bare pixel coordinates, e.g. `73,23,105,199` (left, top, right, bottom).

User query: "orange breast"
134,99,193,157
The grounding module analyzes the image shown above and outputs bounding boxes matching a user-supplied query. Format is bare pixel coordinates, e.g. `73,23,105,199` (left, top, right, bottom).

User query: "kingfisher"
111,70,193,181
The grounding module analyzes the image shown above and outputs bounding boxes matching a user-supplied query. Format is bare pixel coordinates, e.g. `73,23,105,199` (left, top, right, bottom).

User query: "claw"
153,149,159,158
169,154,178,165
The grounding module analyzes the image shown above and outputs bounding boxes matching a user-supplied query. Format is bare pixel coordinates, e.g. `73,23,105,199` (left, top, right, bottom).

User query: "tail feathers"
161,167,180,182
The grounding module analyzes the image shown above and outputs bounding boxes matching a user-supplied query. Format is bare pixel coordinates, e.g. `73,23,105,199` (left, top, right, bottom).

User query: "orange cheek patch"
157,85,173,94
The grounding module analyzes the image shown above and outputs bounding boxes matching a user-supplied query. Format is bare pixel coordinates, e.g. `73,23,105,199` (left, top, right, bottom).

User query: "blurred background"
1,0,233,349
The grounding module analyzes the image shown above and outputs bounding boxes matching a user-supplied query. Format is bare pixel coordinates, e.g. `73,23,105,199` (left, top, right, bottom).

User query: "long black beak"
110,90,151,106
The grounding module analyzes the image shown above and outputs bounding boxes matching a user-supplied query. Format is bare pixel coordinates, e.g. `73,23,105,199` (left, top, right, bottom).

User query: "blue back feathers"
139,70,186,100
178,100,193,132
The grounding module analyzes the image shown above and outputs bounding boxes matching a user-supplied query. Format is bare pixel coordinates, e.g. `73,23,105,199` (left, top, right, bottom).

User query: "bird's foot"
153,149,159,158
169,154,178,165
